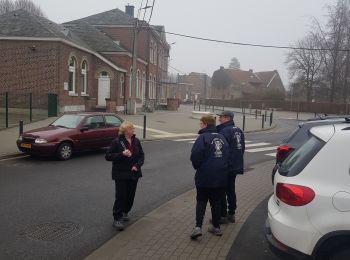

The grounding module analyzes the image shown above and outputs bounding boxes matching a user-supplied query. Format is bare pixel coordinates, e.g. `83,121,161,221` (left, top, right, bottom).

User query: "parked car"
17,112,123,160
266,122,350,259
272,116,350,183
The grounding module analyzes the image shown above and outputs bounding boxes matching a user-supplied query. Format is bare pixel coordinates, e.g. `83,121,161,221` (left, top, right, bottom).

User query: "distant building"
176,72,212,102
211,67,285,100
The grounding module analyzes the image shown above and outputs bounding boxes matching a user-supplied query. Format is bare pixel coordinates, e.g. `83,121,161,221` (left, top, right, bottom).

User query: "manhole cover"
23,222,83,241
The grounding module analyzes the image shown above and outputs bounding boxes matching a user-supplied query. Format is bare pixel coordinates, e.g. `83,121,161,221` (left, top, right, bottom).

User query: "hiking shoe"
209,217,228,225
190,227,202,240
227,214,235,223
122,212,129,222
208,226,223,236
113,220,124,231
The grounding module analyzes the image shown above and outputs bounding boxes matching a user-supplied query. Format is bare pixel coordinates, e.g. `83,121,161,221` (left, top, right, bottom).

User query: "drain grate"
23,222,83,242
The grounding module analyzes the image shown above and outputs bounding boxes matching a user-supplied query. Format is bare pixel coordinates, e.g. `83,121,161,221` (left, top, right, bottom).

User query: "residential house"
211,67,285,100
176,72,212,102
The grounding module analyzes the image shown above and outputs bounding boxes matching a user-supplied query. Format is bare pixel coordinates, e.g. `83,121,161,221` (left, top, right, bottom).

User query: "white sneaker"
190,227,202,240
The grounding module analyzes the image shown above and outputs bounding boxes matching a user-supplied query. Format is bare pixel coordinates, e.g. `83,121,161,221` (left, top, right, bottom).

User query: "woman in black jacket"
105,121,144,230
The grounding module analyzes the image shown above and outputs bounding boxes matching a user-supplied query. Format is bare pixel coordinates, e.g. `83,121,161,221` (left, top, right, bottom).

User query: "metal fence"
0,92,48,130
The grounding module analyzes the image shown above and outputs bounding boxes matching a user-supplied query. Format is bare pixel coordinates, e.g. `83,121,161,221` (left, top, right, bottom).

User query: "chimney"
249,69,253,73
125,5,135,17
220,66,224,70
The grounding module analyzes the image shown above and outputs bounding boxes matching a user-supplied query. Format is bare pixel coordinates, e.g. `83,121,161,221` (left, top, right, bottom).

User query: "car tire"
329,247,350,260
57,142,73,160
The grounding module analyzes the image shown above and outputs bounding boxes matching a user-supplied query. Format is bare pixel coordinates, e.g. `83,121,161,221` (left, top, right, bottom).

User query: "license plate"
20,143,32,149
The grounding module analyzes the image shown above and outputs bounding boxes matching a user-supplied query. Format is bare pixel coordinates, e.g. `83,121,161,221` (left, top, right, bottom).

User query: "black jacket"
105,135,144,180
217,120,245,174
190,125,229,188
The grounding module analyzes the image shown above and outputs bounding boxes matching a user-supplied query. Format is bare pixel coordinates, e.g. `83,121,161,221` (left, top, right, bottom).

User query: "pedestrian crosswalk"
173,138,277,158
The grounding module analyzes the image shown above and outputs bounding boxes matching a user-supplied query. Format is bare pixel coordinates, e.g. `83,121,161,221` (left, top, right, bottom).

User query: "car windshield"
51,115,84,129
279,135,325,177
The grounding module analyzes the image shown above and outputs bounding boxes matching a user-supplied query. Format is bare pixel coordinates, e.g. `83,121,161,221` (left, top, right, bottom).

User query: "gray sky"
31,0,336,88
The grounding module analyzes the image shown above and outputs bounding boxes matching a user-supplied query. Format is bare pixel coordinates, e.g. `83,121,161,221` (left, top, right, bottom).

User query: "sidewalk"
0,105,276,159
85,160,274,260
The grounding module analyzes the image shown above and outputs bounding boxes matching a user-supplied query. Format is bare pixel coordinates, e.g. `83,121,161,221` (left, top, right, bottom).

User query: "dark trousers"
113,179,138,221
196,187,225,228
221,174,237,217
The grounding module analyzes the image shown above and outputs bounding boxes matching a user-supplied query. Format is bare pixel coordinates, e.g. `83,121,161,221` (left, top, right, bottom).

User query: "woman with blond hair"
105,121,144,230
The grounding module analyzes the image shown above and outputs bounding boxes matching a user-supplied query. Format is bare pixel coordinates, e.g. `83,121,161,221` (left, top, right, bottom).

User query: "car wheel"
57,142,73,160
329,247,350,260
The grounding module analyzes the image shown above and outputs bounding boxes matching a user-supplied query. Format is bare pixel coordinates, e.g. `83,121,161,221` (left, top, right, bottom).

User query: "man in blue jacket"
190,115,230,239
217,111,245,223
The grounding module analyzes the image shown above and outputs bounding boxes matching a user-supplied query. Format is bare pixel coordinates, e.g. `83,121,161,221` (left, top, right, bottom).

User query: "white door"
98,75,110,106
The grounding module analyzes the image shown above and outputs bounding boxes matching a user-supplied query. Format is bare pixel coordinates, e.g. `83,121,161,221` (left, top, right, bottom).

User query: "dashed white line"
246,142,271,148
265,153,276,157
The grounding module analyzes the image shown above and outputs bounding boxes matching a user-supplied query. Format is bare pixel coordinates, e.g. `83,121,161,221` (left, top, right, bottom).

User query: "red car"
17,112,124,160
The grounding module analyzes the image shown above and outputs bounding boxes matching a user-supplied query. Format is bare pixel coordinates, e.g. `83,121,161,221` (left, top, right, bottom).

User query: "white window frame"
154,43,157,65
81,60,88,95
129,67,132,97
153,76,157,99
149,74,153,99
120,74,125,98
136,70,140,98
68,56,76,94
150,40,154,64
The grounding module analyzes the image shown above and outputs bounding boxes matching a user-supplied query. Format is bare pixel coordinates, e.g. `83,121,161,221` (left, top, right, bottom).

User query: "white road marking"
151,133,198,138
174,138,198,142
265,153,276,157
246,142,271,148
134,125,172,135
246,146,278,153
188,141,195,144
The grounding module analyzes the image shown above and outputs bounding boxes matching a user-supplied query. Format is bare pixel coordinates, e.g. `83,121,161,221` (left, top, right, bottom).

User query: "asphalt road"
0,118,298,259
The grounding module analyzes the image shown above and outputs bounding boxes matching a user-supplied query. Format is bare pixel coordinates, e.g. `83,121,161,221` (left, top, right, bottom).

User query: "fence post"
270,112,273,126
193,100,195,111
243,115,246,131
5,92,8,128
143,115,147,139
255,109,257,119
29,93,32,122
199,100,201,111
19,120,23,136
265,110,267,121
262,115,265,129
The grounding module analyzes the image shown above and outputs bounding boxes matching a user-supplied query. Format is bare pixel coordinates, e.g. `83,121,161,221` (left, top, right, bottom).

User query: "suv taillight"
276,183,315,206
276,145,292,163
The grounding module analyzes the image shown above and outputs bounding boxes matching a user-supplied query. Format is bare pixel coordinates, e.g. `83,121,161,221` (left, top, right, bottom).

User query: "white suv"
266,123,350,259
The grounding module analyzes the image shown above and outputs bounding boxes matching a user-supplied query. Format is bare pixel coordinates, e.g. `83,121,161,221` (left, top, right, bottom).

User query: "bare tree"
0,0,14,14
313,0,349,103
0,0,45,16
228,57,240,69
286,34,323,102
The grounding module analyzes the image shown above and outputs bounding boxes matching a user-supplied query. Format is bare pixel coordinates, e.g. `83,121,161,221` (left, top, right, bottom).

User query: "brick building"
211,67,285,100
0,6,170,113
176,72,212,102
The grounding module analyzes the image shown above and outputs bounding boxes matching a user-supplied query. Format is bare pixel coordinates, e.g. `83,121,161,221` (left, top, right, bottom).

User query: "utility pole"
203,74,207,110
129,16,139,115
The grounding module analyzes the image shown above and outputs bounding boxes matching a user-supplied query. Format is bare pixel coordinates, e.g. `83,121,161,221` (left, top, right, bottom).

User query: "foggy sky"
30,0,336,89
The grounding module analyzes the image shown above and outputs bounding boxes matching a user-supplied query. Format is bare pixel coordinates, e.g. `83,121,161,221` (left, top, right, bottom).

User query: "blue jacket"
217,121,245,175
190,125,229,188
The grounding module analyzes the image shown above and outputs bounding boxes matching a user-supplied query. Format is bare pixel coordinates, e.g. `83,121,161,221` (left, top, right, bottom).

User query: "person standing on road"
217,111,245,223
190,115,230,239
105,121,144,231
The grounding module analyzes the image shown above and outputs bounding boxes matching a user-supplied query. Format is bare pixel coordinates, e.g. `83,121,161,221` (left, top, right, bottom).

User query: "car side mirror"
80,126,89,132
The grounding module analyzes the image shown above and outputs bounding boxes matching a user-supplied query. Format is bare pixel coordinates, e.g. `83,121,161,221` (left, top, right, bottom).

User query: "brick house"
211,67,285,100
0,6,170,113
65,5,170,112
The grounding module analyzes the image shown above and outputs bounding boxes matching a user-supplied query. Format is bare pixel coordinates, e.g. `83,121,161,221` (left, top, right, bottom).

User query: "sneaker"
113,220,124,231
122,212,129,222
227,214,235,223
190,227,202,240
208,225,223,236
209,217,228,225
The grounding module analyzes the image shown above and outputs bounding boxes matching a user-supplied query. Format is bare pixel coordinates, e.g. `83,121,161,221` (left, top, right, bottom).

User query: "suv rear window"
279,135,325,177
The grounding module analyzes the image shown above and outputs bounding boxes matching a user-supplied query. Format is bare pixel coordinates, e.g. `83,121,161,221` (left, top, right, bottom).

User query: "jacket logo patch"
211,138,224,158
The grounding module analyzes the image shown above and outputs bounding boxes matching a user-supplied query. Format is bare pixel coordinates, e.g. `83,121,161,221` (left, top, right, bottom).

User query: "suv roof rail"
307,114,350,121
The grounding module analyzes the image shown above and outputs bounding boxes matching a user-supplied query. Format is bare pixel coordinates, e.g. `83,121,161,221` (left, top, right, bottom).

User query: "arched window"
68,56,76,93
81,60,88,94
153,76,157,99
149,74,153,99
129,67,132,97
120,74,125,98
154,43,157,65
137,70,141,98
142,72,146,100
